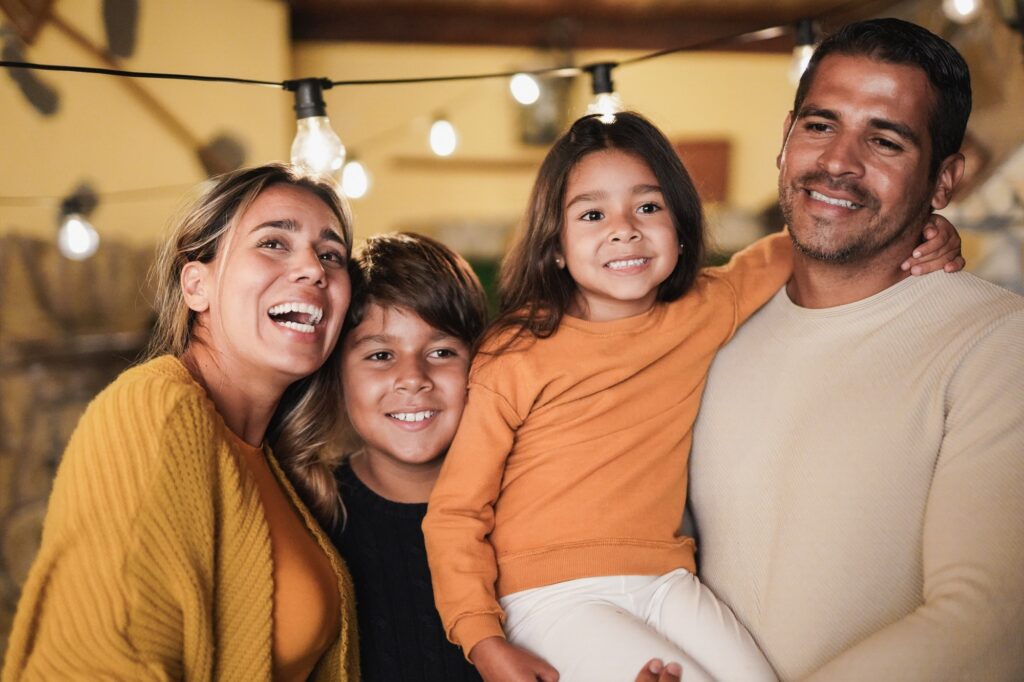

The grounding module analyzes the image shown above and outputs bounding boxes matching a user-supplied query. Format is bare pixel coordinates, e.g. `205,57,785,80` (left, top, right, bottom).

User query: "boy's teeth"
268,302,324,325
388,410,437,423
607,258,648,270
809,190,861,209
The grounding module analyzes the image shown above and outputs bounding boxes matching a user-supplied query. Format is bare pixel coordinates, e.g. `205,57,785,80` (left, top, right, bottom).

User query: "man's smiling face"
777,54,939,265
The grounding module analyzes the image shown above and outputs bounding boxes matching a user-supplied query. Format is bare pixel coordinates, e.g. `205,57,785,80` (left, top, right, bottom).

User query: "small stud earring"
678,243,685,253
555,255,565,268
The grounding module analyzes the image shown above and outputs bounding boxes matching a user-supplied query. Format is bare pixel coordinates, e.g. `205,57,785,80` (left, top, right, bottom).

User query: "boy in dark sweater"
330,232,487,682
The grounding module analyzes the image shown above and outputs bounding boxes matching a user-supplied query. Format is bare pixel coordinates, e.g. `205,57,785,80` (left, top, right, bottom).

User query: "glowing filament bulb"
57,213,100,261
430,118,458,157
585,62,621,124
341,159,370,199
287,78,346,179
510,73,541,105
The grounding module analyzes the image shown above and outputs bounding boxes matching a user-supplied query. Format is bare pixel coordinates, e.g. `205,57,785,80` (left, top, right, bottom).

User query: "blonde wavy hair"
145,162,353,526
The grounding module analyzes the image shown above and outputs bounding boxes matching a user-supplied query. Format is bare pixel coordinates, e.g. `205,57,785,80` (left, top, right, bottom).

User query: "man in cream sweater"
689,19,1024,681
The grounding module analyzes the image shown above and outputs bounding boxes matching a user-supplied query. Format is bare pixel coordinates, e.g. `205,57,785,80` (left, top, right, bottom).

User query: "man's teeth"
388,410,437,423
268,302,324,325
809,190,861,209
606,258,649,270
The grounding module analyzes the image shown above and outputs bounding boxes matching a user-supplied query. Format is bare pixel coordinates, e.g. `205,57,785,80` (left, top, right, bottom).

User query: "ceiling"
286,0,903,52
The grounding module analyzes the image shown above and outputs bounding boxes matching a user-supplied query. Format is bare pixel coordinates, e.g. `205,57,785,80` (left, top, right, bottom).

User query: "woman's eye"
319,249,346,266
367,351,393,362
637,203,661,215
257,238,284,250
580,210,604,222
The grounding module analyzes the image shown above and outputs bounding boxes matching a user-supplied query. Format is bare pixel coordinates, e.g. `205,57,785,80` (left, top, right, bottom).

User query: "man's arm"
804,312,1024,681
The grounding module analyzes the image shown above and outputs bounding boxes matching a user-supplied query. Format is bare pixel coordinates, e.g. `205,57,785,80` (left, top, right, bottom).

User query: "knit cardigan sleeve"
2,373,221,681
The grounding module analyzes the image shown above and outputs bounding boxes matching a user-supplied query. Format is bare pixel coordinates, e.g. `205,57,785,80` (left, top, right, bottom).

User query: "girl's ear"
181,261,211,312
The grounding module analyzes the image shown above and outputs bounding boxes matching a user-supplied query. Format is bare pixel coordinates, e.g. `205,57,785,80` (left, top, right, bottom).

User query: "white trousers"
499,569,776,682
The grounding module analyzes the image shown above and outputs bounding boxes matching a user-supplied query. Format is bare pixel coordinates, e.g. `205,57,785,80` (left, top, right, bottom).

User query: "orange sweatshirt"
423,232,793,655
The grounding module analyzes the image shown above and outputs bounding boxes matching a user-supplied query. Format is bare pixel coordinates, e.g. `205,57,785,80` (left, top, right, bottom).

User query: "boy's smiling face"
341,303,471,478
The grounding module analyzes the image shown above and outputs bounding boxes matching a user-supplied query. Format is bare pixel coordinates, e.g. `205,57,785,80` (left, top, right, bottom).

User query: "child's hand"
901,214,965,275
635,658,682,682
469,636,559,682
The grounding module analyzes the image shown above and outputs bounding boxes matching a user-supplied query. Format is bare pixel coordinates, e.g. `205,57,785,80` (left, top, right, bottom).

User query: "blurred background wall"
1,0,1022,654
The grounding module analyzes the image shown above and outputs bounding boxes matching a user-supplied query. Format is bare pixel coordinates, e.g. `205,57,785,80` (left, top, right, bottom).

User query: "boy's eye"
580,210,604,222
637,203,661,215
367,351,393,362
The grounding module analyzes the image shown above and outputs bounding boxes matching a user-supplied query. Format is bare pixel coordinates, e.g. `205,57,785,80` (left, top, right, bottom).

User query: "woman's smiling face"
183,183,351,386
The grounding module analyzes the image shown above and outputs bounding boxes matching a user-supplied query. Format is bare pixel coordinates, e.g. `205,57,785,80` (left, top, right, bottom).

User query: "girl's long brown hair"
490,112,705,353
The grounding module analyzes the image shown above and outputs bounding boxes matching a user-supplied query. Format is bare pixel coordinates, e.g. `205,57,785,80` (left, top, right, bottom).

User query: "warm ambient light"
429,118,458,157
788,20,816,86
341,159,370,199
510,73,541,105
57,213,100,261
943,0,982,24
287,78,346,179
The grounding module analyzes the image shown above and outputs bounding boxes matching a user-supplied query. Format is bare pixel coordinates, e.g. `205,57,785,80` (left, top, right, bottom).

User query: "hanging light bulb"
585,63,623,124
56,200,100,261
285,78,346,179
430,117,458,157
341,158,370,199
788,20,816,86
943,0,982,24
510,73,541,105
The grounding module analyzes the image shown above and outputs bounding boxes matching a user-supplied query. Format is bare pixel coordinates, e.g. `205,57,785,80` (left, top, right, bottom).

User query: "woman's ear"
181,261,211,312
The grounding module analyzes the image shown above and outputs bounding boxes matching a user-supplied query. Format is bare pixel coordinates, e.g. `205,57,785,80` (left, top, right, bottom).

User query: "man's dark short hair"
794,18,972,178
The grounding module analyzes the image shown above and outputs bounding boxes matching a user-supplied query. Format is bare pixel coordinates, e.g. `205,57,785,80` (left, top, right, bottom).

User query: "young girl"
422,113,962,682
4,164,358,681
328,232,487,682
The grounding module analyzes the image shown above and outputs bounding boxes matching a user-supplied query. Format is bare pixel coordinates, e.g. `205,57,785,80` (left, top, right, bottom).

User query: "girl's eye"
429,348,459,360
580,210,604,222
637,203,661,215
367,351,393,362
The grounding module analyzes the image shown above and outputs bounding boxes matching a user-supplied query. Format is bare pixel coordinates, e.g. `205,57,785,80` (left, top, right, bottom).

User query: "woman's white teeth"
607,258,649,270
268,302,324,325
809,190,861,209
276,320,316,334
388,410,437,423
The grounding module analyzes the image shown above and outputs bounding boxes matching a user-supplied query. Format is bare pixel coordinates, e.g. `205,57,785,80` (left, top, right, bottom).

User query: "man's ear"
181,261,211,313
777,112,794,170
930,153,966,210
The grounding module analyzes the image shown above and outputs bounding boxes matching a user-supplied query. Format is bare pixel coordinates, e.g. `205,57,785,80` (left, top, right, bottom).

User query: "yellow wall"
294,42,795,244
2,2,797,252
0,0,292,246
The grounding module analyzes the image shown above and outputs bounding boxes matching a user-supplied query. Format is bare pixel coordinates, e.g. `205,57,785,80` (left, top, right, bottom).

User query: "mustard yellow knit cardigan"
2,355,358,681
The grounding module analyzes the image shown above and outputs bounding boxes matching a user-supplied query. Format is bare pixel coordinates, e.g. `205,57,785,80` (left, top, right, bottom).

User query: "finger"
635,659,664,682
661,662,682,681
913,229,952,259
539,666,560,682
944,255,967,272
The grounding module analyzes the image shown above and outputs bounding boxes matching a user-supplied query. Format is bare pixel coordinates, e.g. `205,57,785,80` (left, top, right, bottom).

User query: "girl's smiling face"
183,184,351,387
559,148,679,322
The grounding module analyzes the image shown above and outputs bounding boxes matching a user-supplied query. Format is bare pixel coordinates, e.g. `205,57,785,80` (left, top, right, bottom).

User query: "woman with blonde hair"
4,163,358,681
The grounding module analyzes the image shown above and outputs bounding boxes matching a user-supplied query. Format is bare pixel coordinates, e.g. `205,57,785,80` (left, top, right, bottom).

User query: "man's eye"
874,138,903,152
580,210,604,221
805,122,831,133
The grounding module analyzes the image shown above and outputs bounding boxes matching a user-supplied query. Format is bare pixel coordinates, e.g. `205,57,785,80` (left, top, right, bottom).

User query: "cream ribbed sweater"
690,272,1024,681
2,355,358,681
424,232,793,655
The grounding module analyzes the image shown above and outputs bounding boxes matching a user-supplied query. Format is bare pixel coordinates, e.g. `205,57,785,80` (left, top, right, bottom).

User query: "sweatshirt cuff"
453,614,506,662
